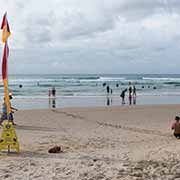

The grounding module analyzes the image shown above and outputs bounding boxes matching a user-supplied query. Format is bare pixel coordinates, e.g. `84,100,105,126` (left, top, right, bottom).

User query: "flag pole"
0,12,20,153
1,13,11,120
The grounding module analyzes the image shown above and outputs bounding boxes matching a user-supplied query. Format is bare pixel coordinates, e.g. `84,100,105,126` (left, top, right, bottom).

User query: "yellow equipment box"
0,121,19,152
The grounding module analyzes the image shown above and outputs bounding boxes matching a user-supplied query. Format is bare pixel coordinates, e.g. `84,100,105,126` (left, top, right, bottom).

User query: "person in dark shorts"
106,85,110,94
171,116,180,139
128,82,132,105
133,85,137,105
52,87,56,97
120,89,127,104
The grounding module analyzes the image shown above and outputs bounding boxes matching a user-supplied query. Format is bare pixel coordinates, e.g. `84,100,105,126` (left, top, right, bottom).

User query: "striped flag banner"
1,13,11,116
1,12,11,43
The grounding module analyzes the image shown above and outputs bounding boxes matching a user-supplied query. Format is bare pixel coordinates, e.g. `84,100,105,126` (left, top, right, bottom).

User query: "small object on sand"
93,158,98,162
48,146,62,153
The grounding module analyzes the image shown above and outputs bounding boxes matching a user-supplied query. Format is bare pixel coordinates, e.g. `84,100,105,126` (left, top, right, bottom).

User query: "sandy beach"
0,104,180,179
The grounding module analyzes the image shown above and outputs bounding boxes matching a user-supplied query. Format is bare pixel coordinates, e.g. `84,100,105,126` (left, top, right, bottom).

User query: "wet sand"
10,95,180,110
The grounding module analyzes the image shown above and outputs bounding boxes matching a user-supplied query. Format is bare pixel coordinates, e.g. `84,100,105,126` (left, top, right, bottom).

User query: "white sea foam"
98,77,125,81
2,74,180,100
143,77,180,81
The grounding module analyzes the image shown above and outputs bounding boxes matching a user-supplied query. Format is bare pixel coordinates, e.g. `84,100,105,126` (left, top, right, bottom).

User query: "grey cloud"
24,14,54,46
3,0,180,74
24,26,51,45
103,0,180,21
56,9,115,40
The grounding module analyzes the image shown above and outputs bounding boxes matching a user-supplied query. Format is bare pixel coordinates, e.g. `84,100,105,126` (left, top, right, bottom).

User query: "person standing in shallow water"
133,85,137,105
48,89,51,97
120,89,127,104
106,85,110,94
128,82,132,105
52,87,56,97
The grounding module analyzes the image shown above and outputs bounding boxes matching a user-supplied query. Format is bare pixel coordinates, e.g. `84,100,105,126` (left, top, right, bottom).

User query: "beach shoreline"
9,94,180,110
0,104,180,179
4,73,180,110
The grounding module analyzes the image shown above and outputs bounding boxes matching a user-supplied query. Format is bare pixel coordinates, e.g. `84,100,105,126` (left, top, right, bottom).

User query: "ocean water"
1,74,180,109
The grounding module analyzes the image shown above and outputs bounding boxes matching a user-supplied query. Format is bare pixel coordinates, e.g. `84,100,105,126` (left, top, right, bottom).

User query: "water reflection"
49,97,56,109
52,98,56,108
133,96,136,105
106,96,112,106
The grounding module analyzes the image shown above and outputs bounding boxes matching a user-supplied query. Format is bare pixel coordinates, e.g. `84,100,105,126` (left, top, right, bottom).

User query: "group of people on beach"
48,87,56,97
104,82,137,105
120,82,136,105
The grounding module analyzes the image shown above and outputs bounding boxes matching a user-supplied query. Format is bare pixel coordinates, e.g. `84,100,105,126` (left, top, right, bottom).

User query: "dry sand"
0,105,180,180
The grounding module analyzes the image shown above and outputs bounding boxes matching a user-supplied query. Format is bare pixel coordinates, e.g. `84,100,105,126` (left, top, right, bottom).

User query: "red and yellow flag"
2,42,11,114
2,42,9,80
1,12,11,43
1,13,11,116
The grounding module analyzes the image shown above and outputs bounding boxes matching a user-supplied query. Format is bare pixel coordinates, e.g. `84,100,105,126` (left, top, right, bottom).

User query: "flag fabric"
1,13,11,117
2,42,11,115
1,13,10,43
2,42,9,79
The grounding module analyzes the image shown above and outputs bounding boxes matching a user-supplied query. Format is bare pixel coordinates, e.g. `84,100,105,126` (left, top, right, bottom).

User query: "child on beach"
171,116,180,139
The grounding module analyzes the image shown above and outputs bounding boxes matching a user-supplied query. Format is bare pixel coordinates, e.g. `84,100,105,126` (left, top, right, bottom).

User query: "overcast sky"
0,0,180,74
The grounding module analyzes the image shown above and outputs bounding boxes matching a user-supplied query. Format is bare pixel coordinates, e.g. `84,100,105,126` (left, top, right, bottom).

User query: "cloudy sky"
0,0,180,74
